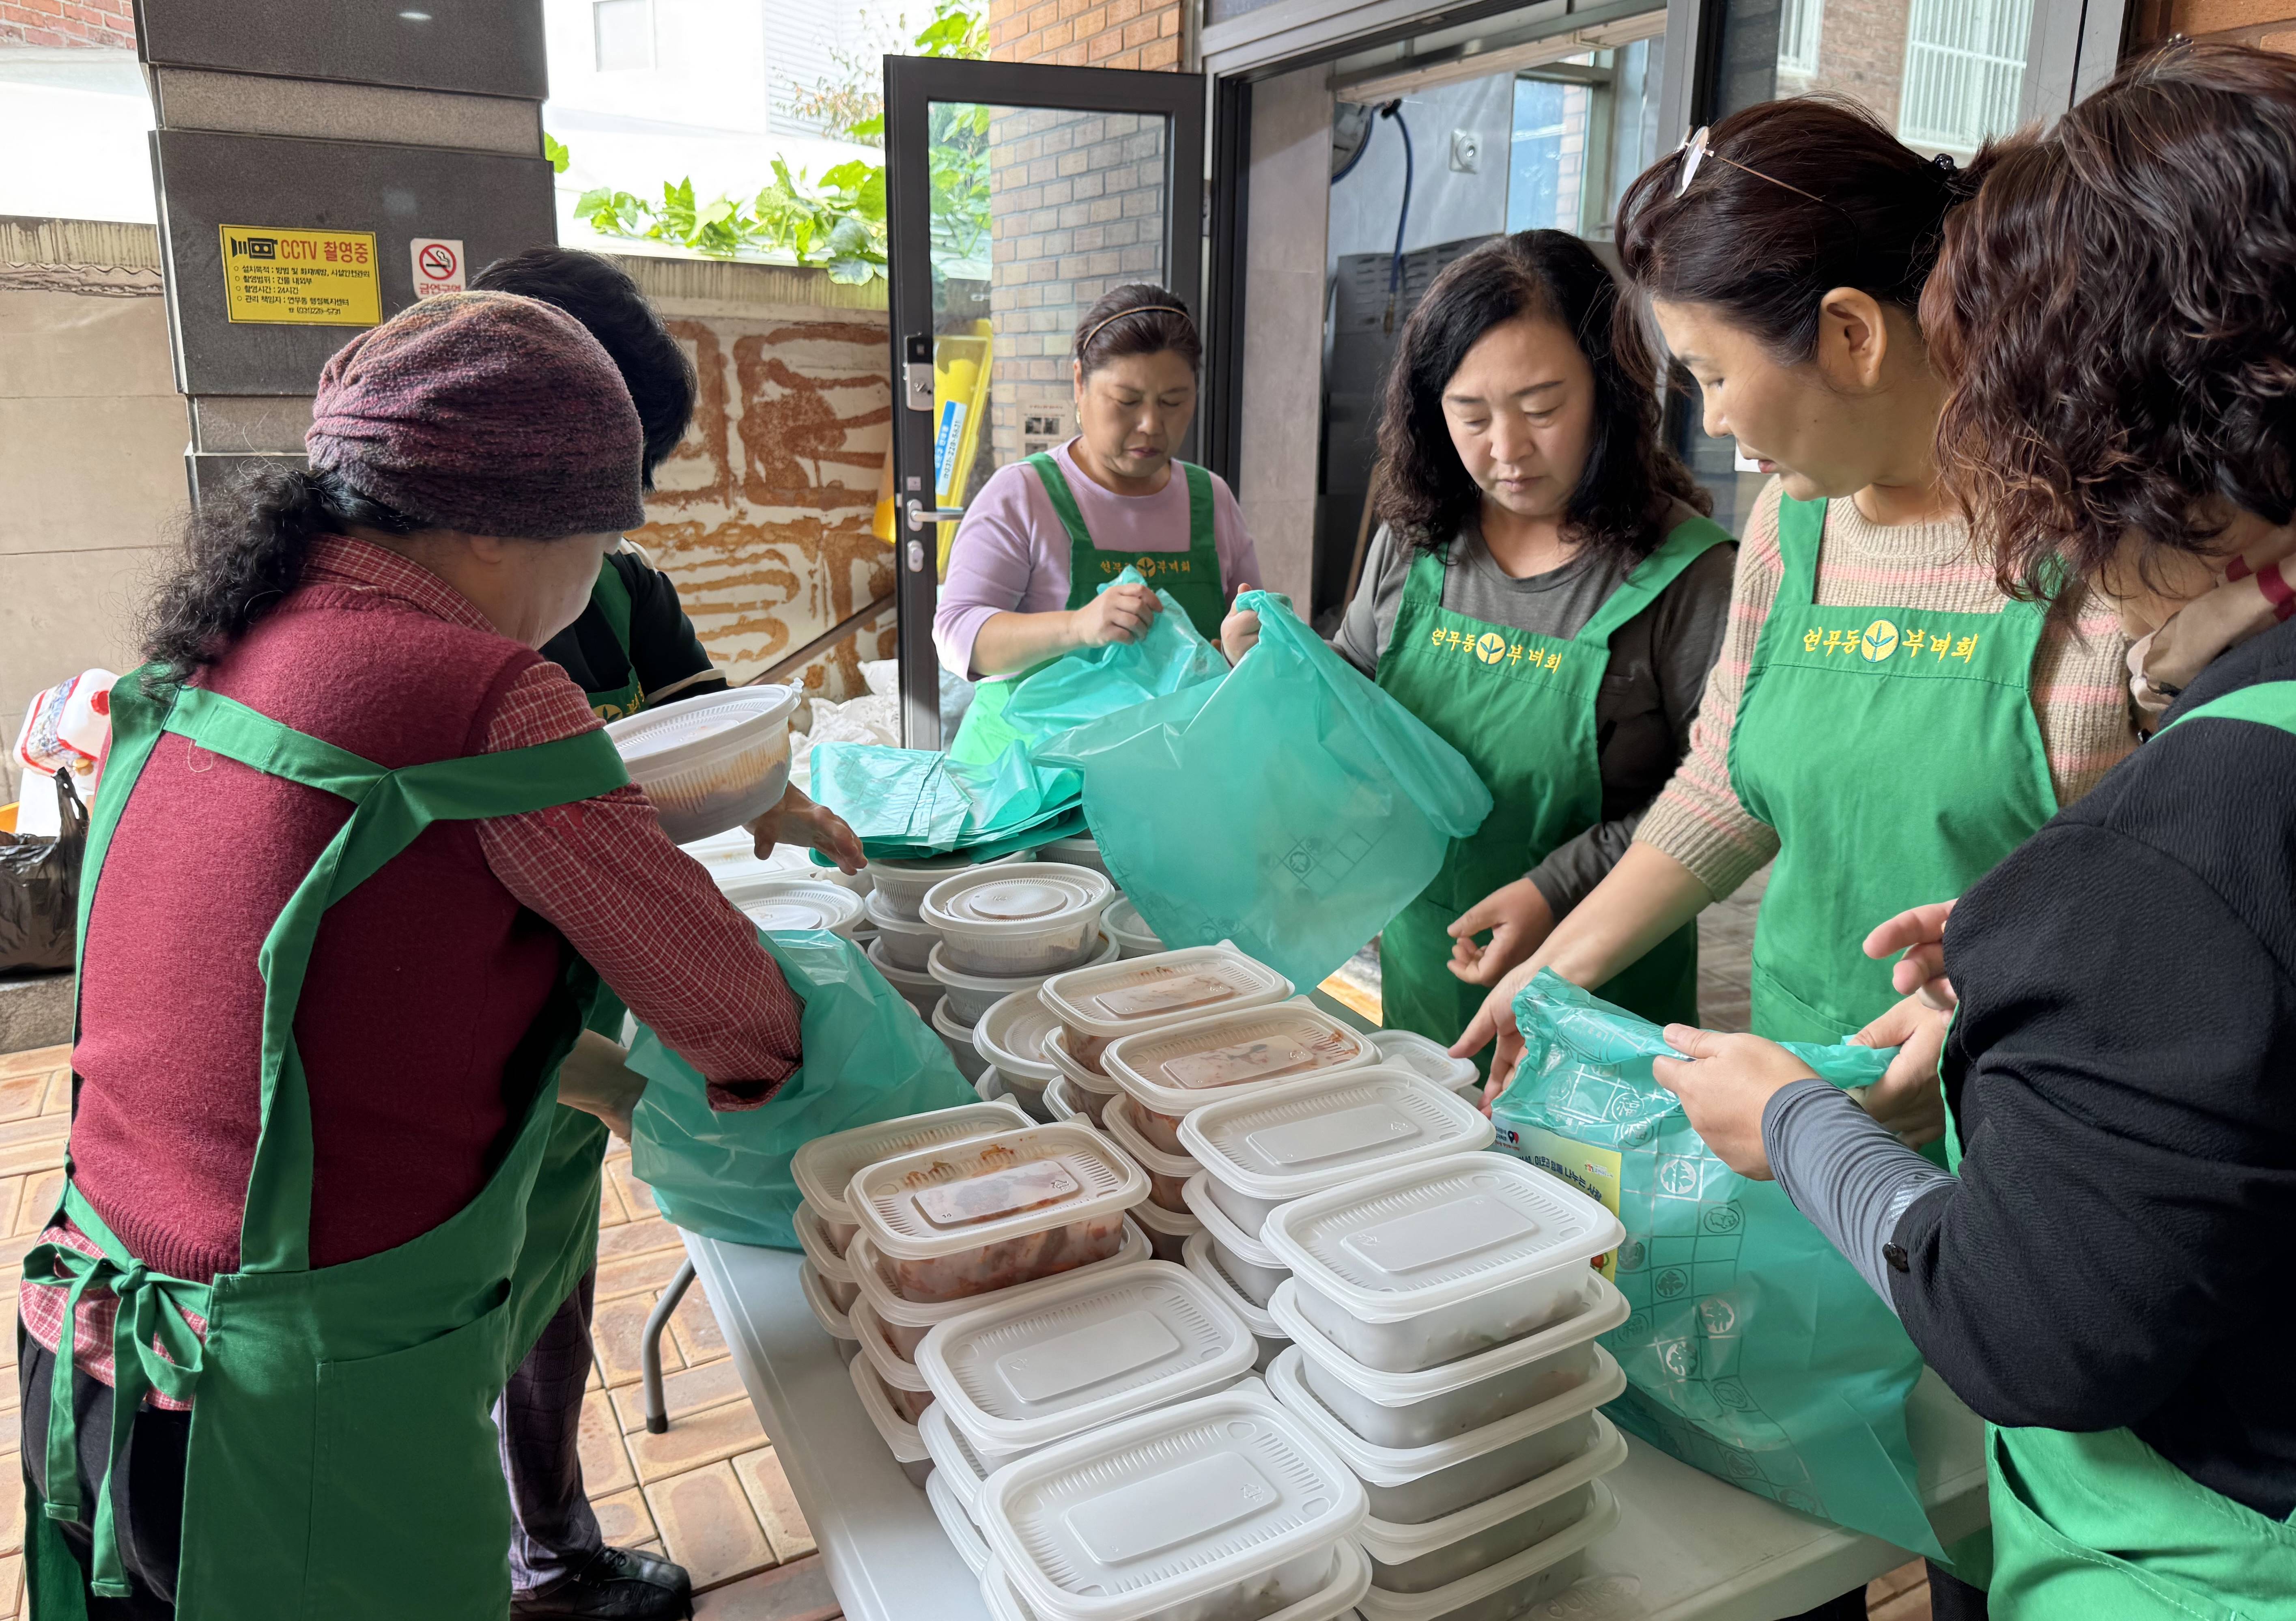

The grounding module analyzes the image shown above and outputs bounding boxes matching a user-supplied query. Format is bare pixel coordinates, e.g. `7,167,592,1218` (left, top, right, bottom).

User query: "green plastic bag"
626,928,977,1249
1492,969,1947,1561
1037,590,1491,990
810,738,1081,860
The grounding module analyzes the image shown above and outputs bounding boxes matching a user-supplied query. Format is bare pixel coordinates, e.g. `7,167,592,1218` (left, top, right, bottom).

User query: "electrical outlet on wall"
1450,129,1482,172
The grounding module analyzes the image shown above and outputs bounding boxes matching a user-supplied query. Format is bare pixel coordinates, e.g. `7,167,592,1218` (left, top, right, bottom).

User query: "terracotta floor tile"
589,1485,657,1549
12,1175,59,1237
642,1460,774,1589
0,1459,19,1556
37,1071,69,1117
0,1551,19,1617
577,1388,637,1498
0,1183,21,1246
609,1161,658,1218
0,1141,64,1182
593,1292,685,1389
692,1556,839,1621
596,1247,688,1302
670,1280,727,1363
0,1117,68,1151
628,1397,769,1483
732,1448,814,1564
610,1354,744,1435
0,1080,43,1127
597,1214,682,1263
599,1176,630,1228
0,1050,65,1082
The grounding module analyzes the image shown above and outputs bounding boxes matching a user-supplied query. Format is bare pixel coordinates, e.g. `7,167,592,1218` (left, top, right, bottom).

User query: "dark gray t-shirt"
1334,503,1737,913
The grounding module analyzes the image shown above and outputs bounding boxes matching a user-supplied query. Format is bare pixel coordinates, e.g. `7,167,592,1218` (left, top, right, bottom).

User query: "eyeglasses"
1672,125,1851,221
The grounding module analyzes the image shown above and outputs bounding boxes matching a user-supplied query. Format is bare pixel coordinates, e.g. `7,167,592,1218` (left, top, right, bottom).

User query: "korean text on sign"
218,226,381,327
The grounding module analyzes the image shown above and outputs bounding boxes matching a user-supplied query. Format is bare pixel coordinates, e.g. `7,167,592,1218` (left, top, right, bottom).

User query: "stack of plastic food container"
970,990,1066,1121
719,871,867,939
921,863,1115,1079
1257,1152,1631,1617
1104,997,1379,1155
607,685,800,843
1097,1096,1200,1261
1034,830,1105,874
1366,1029,1486,1105
862,853,1016,1015
973,1382,1371,1621
1038,943,1293,1126
1099,893,1164,958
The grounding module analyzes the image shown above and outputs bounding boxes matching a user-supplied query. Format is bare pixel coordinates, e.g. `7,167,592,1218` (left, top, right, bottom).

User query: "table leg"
641,1258,698,1435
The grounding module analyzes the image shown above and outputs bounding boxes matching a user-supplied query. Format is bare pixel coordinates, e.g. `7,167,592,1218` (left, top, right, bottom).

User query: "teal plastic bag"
1037,590,1492,990
1492,969,1945,1560
626,928,977,1249
1004,566,1226,737
810,739,1082,860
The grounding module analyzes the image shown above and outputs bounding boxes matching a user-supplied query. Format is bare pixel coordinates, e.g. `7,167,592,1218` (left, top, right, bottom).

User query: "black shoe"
512,1547,695,1620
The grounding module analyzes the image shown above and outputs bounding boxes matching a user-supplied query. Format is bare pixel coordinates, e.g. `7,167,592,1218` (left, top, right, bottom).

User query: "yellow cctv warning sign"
218,226,381,326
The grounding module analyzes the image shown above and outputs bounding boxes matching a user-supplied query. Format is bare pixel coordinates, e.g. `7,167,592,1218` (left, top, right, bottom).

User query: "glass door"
882,55,1205,747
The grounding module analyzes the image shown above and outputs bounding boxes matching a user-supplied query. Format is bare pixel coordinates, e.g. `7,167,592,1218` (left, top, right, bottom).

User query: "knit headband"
1076,304,1193,353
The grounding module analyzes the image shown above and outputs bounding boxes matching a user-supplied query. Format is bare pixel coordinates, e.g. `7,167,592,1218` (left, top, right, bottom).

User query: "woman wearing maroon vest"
19,293,802,1619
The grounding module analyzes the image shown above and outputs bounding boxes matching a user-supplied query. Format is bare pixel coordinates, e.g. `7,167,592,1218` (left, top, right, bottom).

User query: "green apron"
24,672,628,1619
1731,495,2058,1045
582,558,645,722
949,450,1227,764
1375,517,1731,1066
1976,678,2296,1620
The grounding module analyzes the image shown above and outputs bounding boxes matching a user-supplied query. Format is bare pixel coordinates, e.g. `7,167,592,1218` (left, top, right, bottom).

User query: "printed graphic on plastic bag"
626,928,978,1249
1492,970,1945,1560
1036,591,1491,991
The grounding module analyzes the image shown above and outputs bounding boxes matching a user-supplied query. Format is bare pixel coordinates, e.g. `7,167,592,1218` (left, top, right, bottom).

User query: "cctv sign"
410,237,466,297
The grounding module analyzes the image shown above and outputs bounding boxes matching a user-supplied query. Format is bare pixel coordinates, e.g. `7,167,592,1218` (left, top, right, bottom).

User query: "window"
1776,0,1823,83
1507,77,1586,232
1897,0,2033,155
593,0,654,72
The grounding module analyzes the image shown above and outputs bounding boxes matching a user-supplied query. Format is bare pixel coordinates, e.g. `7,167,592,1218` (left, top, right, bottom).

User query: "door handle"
905,498,966,532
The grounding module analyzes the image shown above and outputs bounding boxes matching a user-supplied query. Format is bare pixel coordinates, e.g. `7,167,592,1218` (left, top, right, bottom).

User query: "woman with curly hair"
1223,229,1736,1057
1461,99,2137,1112
1656,42,2296,1619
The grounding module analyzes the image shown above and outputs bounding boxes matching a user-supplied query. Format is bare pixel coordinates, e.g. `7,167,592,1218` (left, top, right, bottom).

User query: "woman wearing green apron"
1652,44,2296,1617
1221,231,1735,1064
937,284,1260,762
18,293,812,1619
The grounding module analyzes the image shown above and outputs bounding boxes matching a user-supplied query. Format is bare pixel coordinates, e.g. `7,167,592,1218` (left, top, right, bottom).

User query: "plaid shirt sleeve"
476,663,803,1108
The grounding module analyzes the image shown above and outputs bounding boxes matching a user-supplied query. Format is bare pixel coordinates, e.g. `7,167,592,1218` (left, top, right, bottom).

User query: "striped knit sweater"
1637,478,2139,900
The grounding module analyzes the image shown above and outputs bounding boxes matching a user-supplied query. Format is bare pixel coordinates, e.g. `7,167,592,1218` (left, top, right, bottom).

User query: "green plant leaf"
827,254,882,284
545,133,572,174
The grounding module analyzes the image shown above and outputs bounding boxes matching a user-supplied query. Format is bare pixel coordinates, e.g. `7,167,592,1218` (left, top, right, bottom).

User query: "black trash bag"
0,770,88,975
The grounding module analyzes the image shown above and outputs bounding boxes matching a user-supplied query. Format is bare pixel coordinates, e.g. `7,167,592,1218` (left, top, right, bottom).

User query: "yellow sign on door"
217,226,381,326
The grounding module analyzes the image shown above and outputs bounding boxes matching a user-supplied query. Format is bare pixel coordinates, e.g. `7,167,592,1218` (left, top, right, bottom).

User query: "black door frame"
882,54,1207,748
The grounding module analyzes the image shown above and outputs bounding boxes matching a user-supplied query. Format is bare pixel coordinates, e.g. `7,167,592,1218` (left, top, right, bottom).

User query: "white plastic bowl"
1354,1425,1627,1594
927,1468,992,1576
1100,1094,1200,1213
923,863,1113,978
1183,1231,1288,1373
863,891,943,970
1262,1153,1624,1374
866,937,943,1016
846,1218,1153,1360
975,1066,1052,1123
868,852,1019,920
1270,1274,1627,1449
1353,1480,1620,1618
1180,1171,1289,1307
1265,1343,1626,1526
850,1351,934,1487
720,872,867,939
930,930,1119,1026
1100,893,1163,957
972,989,1065,1089
933,998,993,1083
1034,831,1105,874
607,685,800,844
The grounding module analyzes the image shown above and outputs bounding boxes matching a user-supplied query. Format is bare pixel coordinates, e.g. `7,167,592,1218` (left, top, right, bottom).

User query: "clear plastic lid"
919,1400,994,1511
924,864,1113,939
928,1468,993,1576
1351,1482,1620,1621
721,874,867,936
606,684,798,771
973,990,1067,1086
982,1543,1372,1621
847,1218,1154,1332
916,1260,1254,1452
1100,895,1162,952
976,1381,1366,1621
850,1124,1148,1262
798,1259,855,1341
790,1101,1031,1229
1102,1000,1373,1118
1178,1069,1493,1203
1179,1171,1284,1269
850,1348,930,1462
1351,1417,1627,1563
1039,944,1291,1042
1261,1153,1623,1324
1268,1274,1628,1405
792,1200,856,1284
1182,1231,1280,1340
1100,1095,1201,1180
1365,1029,1484,1096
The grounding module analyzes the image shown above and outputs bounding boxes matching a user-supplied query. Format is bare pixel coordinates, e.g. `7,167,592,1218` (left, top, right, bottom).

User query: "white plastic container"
975,1381,1367,1621
1129,1190,1201,1264
848,1217,1151,1361
798,1259,860,1356
851,1350,934,1487
869,852,1011,920
864,891,943,971
1367,1029,1485,1103
1104,999,1378,1155
919,1401,994,1522
607,685,800,844
793,1200,862,1311
1179,1070,1495,1239
973,988,1065,1102
1353,1480,1621,1620
1100,1095,1200,1213
1353,1422,1627,1594
849,1292,937,1423
1040,945,1293,1072
850,1122,1149,1305
980,1542,1370,1621
718,872,867,939
1261,1154,1624,1374
1035,832,1105,875
977,1067,1054,1124
867,937,944,1016
1042,1074,1086,1126
1269,1275,1628,1449
1265,1344,1625,1526
1043,1028,1123,1126
923,863,1114,978
917,1260,1255,1458
933,998,994,1084
929,1469,993,1576
1181,1172,1290,1308
1101,894,1164,958
932,931,1119,1027
791,1100,1030,1257
1183,1231,1288,1373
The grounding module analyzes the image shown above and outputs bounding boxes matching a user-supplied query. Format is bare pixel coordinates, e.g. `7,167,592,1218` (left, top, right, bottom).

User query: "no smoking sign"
410,237,465,298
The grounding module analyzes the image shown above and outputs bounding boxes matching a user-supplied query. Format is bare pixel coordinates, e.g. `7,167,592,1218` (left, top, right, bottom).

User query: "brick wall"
2129,0,2296,49
989,0,1183,70
1803,0,1910,128
0,0,134,48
